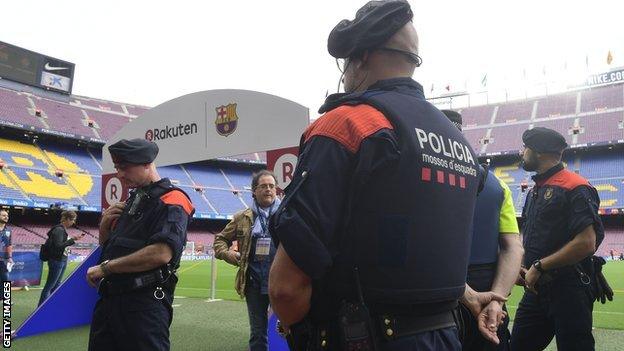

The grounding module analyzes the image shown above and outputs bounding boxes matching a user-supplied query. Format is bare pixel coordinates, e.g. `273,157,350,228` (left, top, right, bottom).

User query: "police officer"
0,210,12,283
268,2,503,350
443,110,524,350
511,127,604,351
87,138,194,351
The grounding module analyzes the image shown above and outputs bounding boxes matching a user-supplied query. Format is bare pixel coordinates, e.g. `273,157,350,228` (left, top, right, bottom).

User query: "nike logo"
44,63,69,71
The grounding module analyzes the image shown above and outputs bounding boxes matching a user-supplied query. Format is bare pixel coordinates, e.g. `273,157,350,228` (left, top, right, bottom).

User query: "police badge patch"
544,188,553,200
215,103,239,137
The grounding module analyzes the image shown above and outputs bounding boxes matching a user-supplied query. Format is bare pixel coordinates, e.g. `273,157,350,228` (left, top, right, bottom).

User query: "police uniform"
0,226,11,282
88,139,194,351
442,110,519,351
270,3,481,350
511,128,604,351
460,170,518,351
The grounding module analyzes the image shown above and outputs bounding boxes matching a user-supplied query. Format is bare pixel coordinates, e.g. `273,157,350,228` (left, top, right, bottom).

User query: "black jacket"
47,224,75,261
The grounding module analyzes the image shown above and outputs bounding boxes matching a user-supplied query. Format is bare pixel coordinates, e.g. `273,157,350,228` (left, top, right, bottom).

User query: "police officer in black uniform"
268,1,503,350
87,138,194,351
511,127,604,351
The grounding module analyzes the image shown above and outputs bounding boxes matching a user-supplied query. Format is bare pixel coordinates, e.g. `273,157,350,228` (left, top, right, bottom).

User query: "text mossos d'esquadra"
415,128,478,177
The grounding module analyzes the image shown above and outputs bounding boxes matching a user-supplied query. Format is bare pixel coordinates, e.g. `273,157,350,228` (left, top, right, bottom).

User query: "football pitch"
8,259,624,350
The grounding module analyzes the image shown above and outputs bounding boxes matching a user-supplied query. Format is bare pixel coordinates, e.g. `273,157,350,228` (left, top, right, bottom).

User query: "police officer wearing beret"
269,2,504,350
511,128,604,350
87,138,194,351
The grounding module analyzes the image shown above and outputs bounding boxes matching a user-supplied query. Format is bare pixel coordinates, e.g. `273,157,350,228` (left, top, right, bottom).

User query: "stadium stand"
597,227,624,257
577,112,624,145
185,165,232,190
34,97,95,137
74,97,125,114
485,123,529,154
494,100,534,123
459,105,496,127
204,189,247,215
0,88,43,127
157,165,194,186
535,92,578,118
532,117,575,145
0,78,620,248
84,110,133,141
580,84,624,112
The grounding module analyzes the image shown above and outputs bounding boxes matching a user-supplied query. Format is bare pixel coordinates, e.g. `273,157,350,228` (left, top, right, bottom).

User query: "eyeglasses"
256,184,276,190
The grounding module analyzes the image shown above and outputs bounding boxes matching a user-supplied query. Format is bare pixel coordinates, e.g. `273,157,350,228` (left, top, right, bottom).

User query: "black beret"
441,110,462,131
328,0,413,59
108,138,159,164
522,127,568,154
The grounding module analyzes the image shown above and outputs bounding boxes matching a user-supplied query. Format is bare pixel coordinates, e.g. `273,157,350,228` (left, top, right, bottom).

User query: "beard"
521,155,538,171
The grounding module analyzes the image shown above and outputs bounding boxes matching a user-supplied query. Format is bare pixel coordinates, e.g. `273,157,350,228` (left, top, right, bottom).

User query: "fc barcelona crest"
215,103,239,137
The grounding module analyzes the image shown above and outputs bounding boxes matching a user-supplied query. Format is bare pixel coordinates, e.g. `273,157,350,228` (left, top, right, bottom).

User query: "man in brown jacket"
213,170,280,351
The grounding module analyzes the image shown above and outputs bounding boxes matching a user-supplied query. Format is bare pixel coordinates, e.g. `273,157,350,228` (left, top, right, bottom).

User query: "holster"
287,317,329,351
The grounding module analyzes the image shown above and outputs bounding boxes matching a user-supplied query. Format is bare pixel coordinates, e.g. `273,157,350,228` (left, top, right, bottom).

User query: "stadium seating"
179,186,217,215
84,110,133,140
125,105,149,116
577,112,624,145
459,105,496,127
185,165,232,190
484,123,528,154
580,84,624,113
186,231,215,248
157,165,194,186
597,228,624,257
74,97,125,114
34,97,95,137
532,117,575,145
0,88,43,127
204,189,247,215
494,100,534,123
222,168,254,190
535,92,577,118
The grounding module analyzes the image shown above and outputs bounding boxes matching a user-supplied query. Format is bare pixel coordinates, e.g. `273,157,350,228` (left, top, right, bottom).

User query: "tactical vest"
470,170,503,265
101,178,191,282
324,79,480,306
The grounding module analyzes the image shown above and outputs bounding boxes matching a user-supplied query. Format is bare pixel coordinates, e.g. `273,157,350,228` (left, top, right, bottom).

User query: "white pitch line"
506,305,624,315
172,304,181,307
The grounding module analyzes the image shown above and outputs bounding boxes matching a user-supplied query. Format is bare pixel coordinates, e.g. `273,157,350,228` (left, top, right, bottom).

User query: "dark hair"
61,210,77,222
251,170,277,191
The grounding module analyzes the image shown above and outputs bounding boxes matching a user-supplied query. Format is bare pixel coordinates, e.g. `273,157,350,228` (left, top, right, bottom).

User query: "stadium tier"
457,83,624,155
490,152,624,212
597,227,624,257
0,80,622,216
0,136,254,217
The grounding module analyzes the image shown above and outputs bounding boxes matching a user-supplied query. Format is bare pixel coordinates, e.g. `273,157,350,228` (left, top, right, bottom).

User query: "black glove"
592,256,614,304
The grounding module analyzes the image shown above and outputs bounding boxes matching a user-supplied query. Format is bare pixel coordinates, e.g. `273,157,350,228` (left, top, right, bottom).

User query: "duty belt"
98,269,166,296
377,310,457,341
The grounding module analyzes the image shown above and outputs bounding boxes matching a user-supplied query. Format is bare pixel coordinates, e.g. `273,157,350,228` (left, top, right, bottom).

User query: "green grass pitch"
8,259,624,350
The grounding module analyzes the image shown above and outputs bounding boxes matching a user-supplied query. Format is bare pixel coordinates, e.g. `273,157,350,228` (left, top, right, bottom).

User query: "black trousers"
462,265,510,351
511,278,594,351
88,288,174,351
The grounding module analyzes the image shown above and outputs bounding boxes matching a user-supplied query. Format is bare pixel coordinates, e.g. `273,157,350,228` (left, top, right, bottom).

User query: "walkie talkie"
337,267,378,351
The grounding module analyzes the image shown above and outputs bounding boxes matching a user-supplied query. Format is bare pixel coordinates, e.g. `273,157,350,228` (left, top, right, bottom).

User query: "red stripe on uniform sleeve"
160,190,194,216
303,104,393,153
